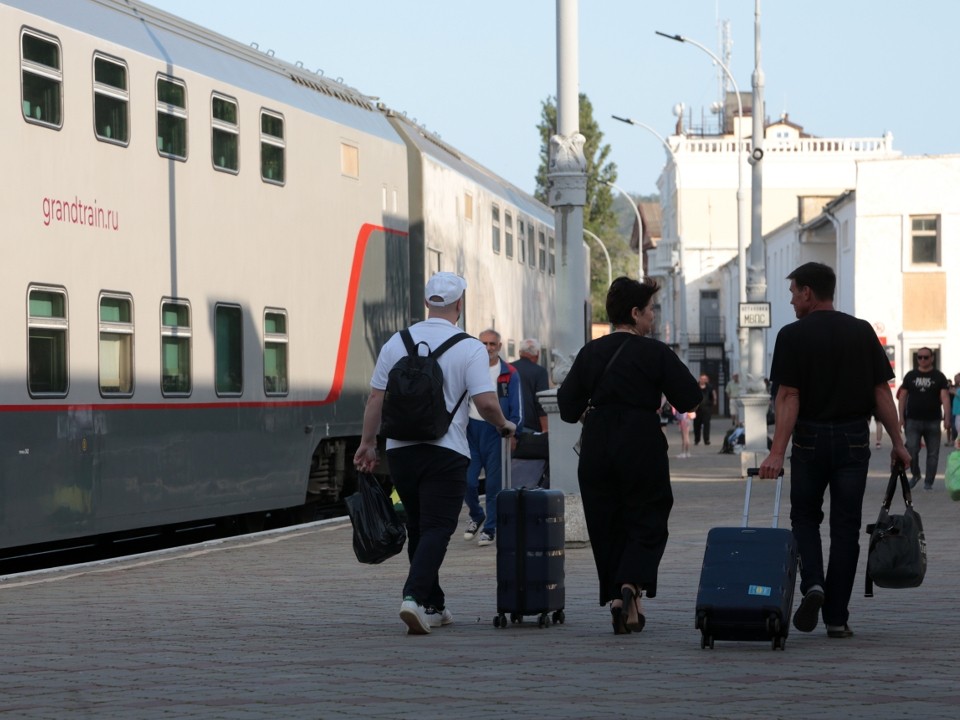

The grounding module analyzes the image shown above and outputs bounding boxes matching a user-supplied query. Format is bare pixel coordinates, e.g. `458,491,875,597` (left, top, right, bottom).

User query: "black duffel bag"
864,467,927,596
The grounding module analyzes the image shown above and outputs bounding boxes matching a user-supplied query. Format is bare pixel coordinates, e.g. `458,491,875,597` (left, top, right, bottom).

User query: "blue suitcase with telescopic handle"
695,468,798,650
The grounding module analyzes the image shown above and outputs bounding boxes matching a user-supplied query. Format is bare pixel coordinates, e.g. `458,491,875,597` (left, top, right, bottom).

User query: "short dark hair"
787,262,835,301
606,276,659,325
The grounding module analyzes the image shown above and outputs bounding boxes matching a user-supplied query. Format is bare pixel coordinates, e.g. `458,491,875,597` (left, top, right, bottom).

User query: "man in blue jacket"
463,328,523,546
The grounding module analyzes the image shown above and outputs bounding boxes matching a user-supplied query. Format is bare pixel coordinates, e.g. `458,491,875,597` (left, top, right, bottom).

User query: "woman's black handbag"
864,467,927,596
345,473,407,564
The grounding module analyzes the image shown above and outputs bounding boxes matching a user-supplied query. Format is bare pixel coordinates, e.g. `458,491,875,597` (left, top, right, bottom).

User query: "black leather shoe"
826,624,854,639
792,588,824,632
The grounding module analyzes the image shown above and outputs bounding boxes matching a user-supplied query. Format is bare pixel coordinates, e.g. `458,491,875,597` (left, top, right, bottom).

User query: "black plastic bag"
864,467,927,596
345,473,406,564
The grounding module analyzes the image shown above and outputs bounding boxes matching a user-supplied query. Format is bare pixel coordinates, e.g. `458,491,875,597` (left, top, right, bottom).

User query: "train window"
161,300,191,396
27,287,68,397
464,192,473,222
263,310,289,396
215,304,243,395
548,235,556,276
21,30,62,128
517,219,527,264
260,110,285,183
505,211,514,259
99,294,134,396
340,142,359,178
212,94,239,173
93,54,128,144
538,229,546,272
527,223,536,268
491,205,501,254
156,76,187,160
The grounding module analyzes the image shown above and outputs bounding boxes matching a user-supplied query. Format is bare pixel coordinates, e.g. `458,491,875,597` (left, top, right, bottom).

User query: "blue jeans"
465,418,502,535
388,444,468,610
789,419,870,627
904,419,943,487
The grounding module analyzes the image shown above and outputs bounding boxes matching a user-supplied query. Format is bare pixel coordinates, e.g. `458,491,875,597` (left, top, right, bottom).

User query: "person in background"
558,277,700,635
726,373,742,426
693,374,717,445
353,272,516,635
462,329,522,546
897,348,950,490
759,262,910,640
949,374,959,446
675,406,693,458
512,338,550,433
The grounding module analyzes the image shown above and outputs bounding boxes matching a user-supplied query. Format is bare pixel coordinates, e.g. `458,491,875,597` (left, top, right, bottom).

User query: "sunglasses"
917,354,932,360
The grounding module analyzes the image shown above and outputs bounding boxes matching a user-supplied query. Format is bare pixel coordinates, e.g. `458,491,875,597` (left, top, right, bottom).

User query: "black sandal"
622,585,646,633
610,601,630,635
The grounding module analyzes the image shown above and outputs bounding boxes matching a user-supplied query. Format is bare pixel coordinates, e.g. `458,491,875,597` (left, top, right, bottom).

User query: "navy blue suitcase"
695,468,798,650
494,486,565,628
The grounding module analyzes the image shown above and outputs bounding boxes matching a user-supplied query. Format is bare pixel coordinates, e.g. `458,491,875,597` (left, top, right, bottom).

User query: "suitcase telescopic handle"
743,468,785,529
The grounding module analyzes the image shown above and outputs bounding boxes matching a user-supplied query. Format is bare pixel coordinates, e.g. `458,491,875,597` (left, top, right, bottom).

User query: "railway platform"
2,423,958,719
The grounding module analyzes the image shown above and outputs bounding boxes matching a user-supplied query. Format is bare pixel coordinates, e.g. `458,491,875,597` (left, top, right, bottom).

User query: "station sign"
739,302,771,328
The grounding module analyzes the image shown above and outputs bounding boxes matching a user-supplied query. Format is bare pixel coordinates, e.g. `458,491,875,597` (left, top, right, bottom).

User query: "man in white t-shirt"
354,272,516,635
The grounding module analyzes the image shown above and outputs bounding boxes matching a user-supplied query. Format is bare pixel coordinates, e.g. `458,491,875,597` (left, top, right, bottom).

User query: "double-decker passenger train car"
0,0,557,553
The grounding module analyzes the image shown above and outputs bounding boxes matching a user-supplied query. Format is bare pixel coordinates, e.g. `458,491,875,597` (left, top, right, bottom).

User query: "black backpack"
380,329,471,441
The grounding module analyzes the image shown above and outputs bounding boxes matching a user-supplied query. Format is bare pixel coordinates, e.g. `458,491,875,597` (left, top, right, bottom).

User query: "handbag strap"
587,335,632,408
881,466,914,511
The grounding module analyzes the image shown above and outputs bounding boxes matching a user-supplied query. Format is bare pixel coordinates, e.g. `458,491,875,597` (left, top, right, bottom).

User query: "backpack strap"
400,328,418,356
431,332,471,359
432,332,471,416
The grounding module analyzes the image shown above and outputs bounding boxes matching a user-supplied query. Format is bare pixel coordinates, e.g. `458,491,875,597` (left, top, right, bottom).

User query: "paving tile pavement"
1,423,958,719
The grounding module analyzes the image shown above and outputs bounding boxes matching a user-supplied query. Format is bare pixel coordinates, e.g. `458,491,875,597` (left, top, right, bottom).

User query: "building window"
518,219,527,264
157,75,187,159
340,142,359,178
21,31,62,127
263,310,289,395
548,234,556,275
212,94,239,172
911,215,940,265
491,205,501,254
260,110,285,183
28,287,68,396
99,294,134,396
161,300,191,395
93,54,128,144
505,211,514,259
464,192,474,222
215,305,243,395
528,224,536,268
538,229,546,272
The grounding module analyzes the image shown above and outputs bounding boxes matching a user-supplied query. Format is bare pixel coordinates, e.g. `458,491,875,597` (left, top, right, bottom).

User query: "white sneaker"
425,606,454,627
463,517,483,540
399,599,431,635
477,531,495,547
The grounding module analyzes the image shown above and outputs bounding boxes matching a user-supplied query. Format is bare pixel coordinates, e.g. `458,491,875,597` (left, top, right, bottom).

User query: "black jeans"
789,419,870,627
387,444,468,610
693,410,712,444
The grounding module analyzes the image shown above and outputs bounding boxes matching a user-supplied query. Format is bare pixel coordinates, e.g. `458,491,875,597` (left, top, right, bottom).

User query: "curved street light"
656,30,749,380
603,180,644,281
582,228,613,288
611,115,688,362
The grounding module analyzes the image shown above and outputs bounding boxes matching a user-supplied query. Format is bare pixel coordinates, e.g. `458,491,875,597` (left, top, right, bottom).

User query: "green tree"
535,93,626,323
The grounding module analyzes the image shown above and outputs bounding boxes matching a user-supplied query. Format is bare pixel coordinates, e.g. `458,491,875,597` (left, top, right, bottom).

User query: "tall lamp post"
611,115,688,363
583,229,613,288
655,30,749,384
603,180,645,281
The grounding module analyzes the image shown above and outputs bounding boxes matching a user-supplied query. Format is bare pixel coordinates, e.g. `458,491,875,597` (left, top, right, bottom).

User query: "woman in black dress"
558,277,701,634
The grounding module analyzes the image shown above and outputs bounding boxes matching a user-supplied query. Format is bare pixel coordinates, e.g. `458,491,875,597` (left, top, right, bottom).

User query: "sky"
144,0,960,197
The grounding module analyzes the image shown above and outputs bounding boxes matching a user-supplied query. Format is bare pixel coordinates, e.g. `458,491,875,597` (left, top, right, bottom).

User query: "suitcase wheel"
700,633,715,650
511,613,522,624
537,613,549,628
552,609,565,625
771,635,786,651
494,613,506,628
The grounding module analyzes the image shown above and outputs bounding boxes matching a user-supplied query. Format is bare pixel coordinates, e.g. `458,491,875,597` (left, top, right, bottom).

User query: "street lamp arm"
583,229,613,288
654,31,684,42
603,180,645,281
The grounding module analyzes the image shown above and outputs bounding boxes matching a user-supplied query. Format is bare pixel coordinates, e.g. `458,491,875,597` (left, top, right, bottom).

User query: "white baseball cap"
424,272,467,307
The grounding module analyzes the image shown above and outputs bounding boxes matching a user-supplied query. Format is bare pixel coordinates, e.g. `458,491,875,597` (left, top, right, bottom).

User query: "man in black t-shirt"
897,348,951,489
759,263,910,641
